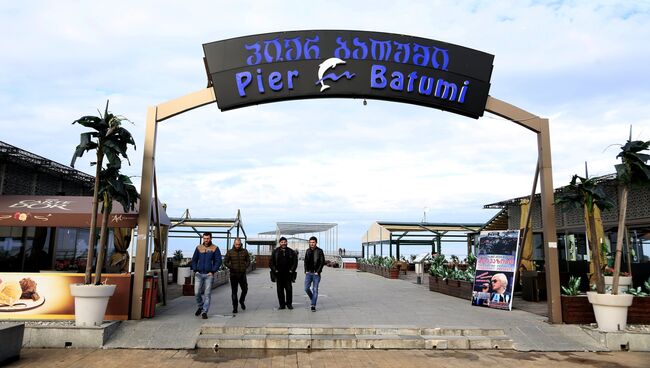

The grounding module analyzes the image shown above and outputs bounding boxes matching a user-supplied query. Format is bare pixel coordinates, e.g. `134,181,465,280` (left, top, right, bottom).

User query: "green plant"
626,287,648,297
428,253,447,278
555,175,613,293
71,101,137,285
173,250,184,263
427,253,475,282
561,276,582,296
611,132,650,294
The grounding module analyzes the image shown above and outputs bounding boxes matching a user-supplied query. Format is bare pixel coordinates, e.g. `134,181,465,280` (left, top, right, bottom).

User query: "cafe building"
0,141,170,320
484,173,650,296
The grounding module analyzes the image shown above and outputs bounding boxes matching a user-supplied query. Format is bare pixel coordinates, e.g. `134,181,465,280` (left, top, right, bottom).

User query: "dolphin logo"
316,57,346,92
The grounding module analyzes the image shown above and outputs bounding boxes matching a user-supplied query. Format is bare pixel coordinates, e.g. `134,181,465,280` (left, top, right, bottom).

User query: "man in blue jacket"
191,232,222,319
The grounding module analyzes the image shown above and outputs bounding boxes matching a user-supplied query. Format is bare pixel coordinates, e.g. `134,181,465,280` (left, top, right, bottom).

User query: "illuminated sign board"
203,30,494,118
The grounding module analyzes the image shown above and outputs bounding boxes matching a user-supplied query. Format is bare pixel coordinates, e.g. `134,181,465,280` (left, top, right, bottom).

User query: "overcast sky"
1,1,649,256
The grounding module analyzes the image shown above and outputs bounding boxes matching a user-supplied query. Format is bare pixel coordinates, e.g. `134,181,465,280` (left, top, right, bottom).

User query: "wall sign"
203,30,494,118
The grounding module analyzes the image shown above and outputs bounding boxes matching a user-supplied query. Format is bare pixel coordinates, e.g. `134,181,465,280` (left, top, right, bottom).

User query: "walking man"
304,236,325,312
191,232,222,319
270,237,298,309
224,237,250,313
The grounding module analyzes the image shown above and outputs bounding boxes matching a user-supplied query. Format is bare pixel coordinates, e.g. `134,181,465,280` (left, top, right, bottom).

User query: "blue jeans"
195,272,214,313
304,272,321,306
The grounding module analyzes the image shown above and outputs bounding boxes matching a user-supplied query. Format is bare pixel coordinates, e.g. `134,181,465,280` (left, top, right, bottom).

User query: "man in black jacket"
304,236,325,312
270,237,297,309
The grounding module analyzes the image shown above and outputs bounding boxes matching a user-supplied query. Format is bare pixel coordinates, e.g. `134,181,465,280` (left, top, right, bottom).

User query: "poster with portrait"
471,230,520,311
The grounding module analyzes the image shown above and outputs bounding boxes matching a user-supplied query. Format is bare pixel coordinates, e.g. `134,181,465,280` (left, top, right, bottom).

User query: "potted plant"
627,277,650,324
588,132,649,332
69,101,138,326
428,254,475,300
603,266,631,293
555,174,613,293
560,276,595,324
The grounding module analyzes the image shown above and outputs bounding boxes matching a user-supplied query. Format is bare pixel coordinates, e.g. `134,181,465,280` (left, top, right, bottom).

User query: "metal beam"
484,96,561,324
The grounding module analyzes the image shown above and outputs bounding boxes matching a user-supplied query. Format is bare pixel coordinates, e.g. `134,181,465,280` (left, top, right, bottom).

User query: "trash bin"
142,274,158,318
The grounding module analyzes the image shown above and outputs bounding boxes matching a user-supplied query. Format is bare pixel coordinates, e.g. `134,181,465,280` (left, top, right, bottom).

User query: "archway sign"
202,30,492,118
132,30,561,323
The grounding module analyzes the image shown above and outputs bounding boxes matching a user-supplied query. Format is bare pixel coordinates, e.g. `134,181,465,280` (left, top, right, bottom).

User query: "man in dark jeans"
270,237,298,309
304,236,325,311
224,237,250,313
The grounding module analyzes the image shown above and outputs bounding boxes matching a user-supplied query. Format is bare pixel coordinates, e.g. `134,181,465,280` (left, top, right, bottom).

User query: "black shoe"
287,305,293,310
202,312,208,319
311,306,316,312
232,308,238,314
195,308,202,316
240,301,246,310
279,305,286,310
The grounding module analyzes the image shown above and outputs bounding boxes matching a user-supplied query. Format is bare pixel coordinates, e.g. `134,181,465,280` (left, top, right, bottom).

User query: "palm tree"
94,166,139,284
611,133,650,294
555,175,613,293
71,101,136,284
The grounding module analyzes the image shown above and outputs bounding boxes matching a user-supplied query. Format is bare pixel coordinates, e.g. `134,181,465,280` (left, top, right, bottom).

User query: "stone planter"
561,295,650,324
604,276,632,294
627,296,650,324
587,291,634,332
69,284,117,327
428,276,473,300
561,295,595,324
389,268,399,279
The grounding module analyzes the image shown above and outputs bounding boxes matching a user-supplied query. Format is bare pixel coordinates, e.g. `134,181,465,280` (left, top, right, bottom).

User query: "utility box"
413,253,429,284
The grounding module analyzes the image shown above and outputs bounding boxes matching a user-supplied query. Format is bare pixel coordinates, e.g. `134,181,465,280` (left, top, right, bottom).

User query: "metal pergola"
168,209,247,251
259,222,339,255
361,221,484,259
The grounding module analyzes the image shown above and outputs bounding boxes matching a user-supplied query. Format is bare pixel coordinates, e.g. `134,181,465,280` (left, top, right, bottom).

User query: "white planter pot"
177,267,191,286
604,276,632,293
69,284,117,327
587,291,633,332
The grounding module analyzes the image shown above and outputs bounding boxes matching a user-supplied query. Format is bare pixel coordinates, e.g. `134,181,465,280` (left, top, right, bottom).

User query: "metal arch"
484,95,561,324
132,88,560,323
132,88,217,320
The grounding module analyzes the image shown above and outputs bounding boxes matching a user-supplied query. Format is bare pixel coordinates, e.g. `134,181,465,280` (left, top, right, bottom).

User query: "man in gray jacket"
304,236,325,311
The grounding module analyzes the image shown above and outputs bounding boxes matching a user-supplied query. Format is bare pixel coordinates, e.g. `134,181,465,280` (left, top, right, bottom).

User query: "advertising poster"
471,230,520,311
0,273,131,320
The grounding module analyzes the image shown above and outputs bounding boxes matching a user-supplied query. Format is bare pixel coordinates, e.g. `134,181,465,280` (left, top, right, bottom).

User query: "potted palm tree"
588,132,650,331
69,101,137,326
555,174,613,294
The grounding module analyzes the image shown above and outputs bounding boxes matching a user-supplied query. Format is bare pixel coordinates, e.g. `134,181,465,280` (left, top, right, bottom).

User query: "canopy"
0,195,170,228
259,222,337,236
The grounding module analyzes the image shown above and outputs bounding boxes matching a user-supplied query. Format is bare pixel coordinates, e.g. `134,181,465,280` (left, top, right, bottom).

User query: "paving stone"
100,265,633,351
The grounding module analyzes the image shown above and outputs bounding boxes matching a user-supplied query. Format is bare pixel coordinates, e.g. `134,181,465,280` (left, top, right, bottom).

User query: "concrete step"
199,325,506,337
195,326,514,350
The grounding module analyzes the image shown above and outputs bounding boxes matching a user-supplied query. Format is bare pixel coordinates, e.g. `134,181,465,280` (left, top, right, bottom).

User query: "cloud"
2,1,649,255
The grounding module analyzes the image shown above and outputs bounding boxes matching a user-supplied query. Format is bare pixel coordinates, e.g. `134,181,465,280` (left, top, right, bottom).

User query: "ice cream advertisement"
0,273,131,320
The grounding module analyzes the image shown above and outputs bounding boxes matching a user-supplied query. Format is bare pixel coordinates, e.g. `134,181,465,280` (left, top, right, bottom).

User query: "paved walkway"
10,348,650,368
105,263,609,351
